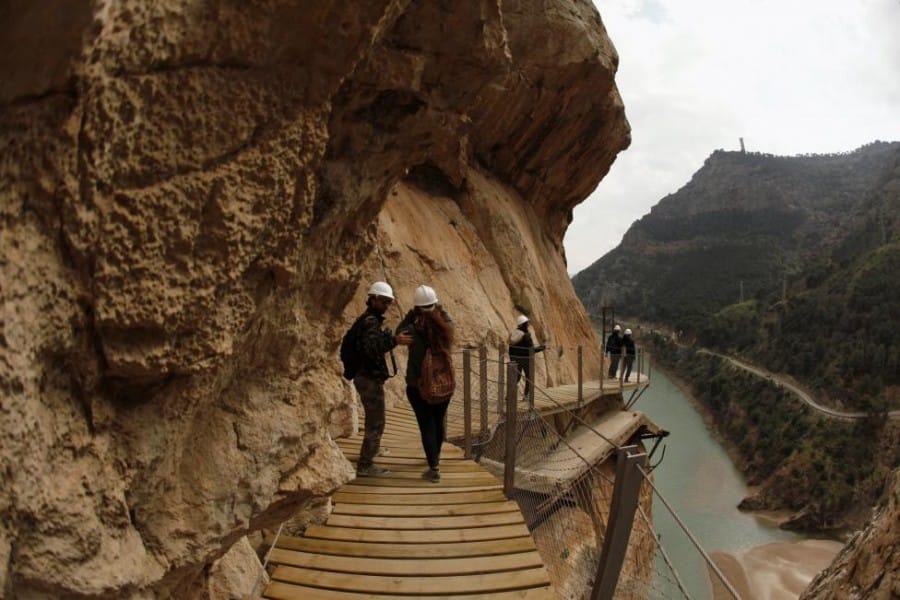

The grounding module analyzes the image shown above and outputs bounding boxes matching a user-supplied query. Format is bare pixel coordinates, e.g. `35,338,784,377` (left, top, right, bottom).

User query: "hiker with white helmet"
605,324,624,379
509,314,546,402
349,281,412,478
622,328,636,382
396,285,455,483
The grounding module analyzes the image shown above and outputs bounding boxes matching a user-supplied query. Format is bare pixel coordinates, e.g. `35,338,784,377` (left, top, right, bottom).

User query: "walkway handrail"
438,344,741,599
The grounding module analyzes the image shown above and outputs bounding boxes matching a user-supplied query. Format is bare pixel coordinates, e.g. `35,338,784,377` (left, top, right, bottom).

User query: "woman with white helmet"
396,285,455,482
508,315,546,402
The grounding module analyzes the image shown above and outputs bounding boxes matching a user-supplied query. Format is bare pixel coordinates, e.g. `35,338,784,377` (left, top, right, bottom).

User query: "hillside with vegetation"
575,141,900,413
648,336,899,531
574,141,900,530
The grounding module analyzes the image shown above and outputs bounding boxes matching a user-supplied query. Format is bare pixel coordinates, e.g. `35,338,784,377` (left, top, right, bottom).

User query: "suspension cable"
637,465,742,600
636,505,693,599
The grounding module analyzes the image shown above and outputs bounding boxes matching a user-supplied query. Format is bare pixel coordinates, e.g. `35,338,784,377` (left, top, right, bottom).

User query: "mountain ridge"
574,141,900,332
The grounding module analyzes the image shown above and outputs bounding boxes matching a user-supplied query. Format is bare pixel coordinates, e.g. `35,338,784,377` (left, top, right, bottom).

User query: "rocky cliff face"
801,467,900,600
0,1,629,597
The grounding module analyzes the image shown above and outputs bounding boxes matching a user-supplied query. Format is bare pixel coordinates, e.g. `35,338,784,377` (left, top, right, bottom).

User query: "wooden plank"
267,548,544,576
332,500,520,517
347,465,490,477
346,474,500,488
270,565,550,595
264,580,555,600
339,483,501,494
337,458,485,472
325,511,524,529
273,534,539,558
333,488,508,505
302,523,530,543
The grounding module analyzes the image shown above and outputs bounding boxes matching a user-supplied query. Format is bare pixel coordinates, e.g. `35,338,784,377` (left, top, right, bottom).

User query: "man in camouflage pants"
353,281,412,477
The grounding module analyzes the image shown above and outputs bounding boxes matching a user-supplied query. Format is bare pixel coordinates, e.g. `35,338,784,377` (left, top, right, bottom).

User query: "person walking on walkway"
397,285,454,483
605,324,623,379
354,281,412,477
622,328,636,382
509,314,546,401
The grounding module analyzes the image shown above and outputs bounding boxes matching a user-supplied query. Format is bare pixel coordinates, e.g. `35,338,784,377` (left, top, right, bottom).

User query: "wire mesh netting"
431,345,740,600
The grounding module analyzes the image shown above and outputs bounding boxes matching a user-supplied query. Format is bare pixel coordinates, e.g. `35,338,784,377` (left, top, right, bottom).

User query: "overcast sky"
564,0,900,275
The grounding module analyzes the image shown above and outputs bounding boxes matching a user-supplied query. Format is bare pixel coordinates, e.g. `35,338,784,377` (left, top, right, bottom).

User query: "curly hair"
416,307,454,351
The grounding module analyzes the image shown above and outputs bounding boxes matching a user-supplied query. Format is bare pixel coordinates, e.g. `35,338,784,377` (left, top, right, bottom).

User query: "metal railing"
434,345,741,600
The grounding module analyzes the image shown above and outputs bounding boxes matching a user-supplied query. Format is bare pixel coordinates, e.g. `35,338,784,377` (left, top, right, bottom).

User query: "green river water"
637,366,801,599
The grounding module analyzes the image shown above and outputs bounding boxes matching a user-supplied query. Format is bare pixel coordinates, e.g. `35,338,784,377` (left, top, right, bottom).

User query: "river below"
636,365,809,599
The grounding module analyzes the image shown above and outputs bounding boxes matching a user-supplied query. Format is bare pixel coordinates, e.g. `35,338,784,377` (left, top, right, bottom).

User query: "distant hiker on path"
606,324,623,378
622,328,636,382
350,281,412,478
397,285,455,483
509,314,546,402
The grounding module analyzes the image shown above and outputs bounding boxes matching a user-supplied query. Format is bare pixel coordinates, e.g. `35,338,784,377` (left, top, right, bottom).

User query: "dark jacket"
622,335,636,357
509,327,546,362
357,308,397,382
397,307,454,387
605,332,623,355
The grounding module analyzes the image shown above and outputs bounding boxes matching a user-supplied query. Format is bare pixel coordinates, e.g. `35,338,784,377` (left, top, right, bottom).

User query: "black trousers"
406,385,450,469
623,355,635,381
514,358,533,400
608,354,621,378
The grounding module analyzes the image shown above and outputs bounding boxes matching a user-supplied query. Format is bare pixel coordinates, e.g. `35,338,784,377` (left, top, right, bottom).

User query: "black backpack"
339,316,367,380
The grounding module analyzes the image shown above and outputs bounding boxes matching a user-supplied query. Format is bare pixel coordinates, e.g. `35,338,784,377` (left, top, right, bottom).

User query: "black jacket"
622,335,636,356
357,308,397,382
396,307,454,387
605,332,623,355
509,327,546,362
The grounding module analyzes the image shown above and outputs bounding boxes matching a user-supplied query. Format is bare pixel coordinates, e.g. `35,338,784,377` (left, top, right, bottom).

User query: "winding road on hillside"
698,349,900,421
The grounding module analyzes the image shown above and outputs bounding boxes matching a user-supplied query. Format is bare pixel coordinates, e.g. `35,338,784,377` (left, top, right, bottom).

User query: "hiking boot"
422,467,441,483
356,464,389,478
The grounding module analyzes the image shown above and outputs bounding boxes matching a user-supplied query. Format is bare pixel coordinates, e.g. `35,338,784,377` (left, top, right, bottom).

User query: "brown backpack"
419,347,455,404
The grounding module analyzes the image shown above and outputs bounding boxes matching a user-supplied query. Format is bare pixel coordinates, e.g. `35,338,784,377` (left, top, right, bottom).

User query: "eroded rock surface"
1,1,629,597
801,468,900,600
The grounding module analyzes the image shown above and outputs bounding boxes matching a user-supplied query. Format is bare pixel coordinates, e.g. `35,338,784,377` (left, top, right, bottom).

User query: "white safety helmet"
367,281,394,300
413,285,438,307
624,328,632,335
613,324,621,332
516,315,529,326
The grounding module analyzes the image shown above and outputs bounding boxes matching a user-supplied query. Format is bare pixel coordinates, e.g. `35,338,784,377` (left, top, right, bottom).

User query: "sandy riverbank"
708,539,843,599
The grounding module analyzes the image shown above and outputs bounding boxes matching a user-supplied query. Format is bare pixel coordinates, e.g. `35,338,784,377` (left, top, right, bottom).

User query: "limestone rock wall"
801,468,900,600
0,1,629,597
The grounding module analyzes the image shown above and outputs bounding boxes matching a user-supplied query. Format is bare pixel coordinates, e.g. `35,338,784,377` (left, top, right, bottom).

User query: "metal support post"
463,348,472,459
577,345,584,407
591,445,647,600
503,361,519,498
637,349,642,384
498,345,506,415
479,345,488,438
527,345,535,410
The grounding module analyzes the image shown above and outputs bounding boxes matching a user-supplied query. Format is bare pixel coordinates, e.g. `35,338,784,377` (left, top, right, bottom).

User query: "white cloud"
565,0,900,275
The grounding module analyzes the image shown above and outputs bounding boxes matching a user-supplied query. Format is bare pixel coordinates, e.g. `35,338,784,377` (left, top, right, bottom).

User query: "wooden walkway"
263,406,555,599
534,377,648,415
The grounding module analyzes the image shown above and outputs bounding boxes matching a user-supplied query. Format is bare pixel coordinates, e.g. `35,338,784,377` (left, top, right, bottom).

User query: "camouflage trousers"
353,375,385,467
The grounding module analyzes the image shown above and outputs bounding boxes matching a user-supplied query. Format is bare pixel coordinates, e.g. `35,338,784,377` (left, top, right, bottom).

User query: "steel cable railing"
431,343,741,600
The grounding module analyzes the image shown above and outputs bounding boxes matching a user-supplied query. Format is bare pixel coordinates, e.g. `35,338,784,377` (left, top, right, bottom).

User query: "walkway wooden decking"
534,377,648,415
263,406,555,599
